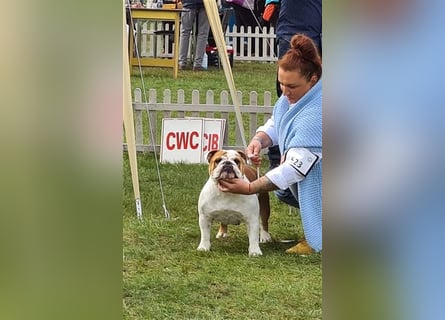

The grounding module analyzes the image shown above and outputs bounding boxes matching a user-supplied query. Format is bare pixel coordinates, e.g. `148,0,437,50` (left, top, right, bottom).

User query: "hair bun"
290,34,315,59
278,33,322,81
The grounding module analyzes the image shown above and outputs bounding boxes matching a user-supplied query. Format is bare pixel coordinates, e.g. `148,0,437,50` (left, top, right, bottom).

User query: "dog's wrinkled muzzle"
217,163,238,180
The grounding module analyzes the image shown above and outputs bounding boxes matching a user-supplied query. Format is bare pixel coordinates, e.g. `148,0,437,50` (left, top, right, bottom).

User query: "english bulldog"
197,149,272,256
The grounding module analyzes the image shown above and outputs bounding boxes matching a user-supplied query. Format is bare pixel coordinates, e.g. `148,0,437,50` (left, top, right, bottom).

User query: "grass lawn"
130,61,278,105
123,62,322,319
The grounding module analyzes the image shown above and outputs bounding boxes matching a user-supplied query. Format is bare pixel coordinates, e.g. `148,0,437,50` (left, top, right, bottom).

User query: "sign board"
160,118,226,163
200,118,226,162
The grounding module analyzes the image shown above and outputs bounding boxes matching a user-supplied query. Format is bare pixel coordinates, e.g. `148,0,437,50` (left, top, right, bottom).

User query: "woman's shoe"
285,240,315,255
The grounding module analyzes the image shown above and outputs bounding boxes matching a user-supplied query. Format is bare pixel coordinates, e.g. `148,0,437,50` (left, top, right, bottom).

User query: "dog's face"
206,150,248,181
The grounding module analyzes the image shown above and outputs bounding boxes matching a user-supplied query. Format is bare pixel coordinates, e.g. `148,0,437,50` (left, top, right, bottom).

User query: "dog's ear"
206,150,219,163
236,150,248,163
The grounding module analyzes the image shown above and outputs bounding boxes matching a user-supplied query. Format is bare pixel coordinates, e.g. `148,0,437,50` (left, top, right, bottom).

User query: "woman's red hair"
278,34,322,81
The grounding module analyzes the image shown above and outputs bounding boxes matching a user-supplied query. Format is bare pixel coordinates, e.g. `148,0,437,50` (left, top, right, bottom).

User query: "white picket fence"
136,23,277,63
126,88,275,152
138,21,175,59
225,25,277,62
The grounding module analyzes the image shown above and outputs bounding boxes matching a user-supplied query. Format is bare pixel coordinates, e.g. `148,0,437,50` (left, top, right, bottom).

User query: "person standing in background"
178,0,211,71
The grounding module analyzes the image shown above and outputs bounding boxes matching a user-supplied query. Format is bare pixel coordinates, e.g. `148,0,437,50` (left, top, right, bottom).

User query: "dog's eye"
215,158,222,164
234,159,241,165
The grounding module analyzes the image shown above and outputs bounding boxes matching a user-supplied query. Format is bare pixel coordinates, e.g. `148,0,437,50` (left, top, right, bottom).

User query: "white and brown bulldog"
197,149,271,256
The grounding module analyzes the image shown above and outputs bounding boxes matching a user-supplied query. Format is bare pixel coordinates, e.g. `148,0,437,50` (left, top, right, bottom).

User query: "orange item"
262,4,277,22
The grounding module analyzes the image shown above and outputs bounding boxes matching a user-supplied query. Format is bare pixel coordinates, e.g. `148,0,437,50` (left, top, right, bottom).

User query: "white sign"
160,118,226,163
199,118,226,162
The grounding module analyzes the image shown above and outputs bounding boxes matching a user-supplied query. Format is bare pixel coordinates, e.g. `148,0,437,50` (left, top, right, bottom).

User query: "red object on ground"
205,45,234,68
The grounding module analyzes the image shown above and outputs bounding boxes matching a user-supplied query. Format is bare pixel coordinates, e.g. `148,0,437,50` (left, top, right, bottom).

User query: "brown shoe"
285,240,315,255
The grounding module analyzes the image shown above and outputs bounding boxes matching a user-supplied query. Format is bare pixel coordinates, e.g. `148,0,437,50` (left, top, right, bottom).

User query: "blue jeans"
268,143,299,209
275,186,299,209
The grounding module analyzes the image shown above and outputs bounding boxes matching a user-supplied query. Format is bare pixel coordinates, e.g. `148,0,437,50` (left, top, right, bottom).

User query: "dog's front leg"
246,218,262,256
197,215,212,252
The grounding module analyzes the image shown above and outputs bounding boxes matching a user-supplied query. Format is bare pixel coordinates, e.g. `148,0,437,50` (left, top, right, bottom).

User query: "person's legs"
193,8,210,68
266,153,308,254
275,188,299,208
267,145,281,169
285,183,316,255
268,147,286,209
179,9,196,67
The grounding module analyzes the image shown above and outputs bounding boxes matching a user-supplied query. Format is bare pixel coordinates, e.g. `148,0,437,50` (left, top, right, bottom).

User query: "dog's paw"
216,231,228,239
197,242,211,251
249,249,263,257
259,230,272,243
248,246,263,256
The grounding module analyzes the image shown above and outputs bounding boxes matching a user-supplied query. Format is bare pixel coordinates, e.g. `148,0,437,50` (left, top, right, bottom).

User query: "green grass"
123,153,322,320
124,62,322,319
130,61,278,105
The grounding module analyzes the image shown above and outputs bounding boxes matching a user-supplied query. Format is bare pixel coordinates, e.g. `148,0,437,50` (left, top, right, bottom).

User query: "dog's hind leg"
244,166,272,243
258,191,272,243
216,223,229,239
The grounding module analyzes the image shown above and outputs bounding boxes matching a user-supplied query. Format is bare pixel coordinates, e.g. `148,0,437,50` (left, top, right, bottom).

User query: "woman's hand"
246,133,272,167
246,139,263,167
218,179,251,195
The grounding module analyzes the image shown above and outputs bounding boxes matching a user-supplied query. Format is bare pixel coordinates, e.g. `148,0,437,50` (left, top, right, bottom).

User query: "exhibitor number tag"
286,148,319,177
